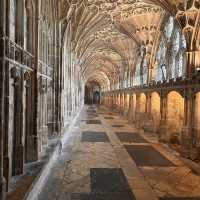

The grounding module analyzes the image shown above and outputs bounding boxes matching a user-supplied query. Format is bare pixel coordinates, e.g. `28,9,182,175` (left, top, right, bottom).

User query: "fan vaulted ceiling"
58,0,191,88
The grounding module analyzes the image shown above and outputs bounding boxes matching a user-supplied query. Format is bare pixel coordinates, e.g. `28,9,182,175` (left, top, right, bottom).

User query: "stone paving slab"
87,110,96,113
87,114,98,118
86,120,102,124
112,124,124,128
115,132,148,143
90,168,132,193
34,106,200,200
70,192,136,200
159,198,200,200
81,132,110,143
104,117,114,119
124,145,176,167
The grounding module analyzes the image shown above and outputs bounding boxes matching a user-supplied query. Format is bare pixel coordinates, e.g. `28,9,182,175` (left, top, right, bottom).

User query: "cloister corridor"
22,105,200,200
1,0,200,199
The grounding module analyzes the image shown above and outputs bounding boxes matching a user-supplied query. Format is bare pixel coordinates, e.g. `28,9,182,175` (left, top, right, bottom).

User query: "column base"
26,135,38,163
135,114,140,129
3,156,9,190
13,145,24,176
0,177,6,200
158,122,168,143
180,126,192,158
42,126,48,146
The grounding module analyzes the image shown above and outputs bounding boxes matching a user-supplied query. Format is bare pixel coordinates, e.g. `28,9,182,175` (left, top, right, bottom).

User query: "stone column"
128,93,133,121
121,93,124,114
146,93,151,114
119,93,122,113
10,68,24,176
158,91,168,142
108,94,111,107
111,94,114,109
135,93,140,128
30,0,41,162
57,21,63,133
108,94,110,107
143,93,153,132
181,88,195,158
0,0,6,198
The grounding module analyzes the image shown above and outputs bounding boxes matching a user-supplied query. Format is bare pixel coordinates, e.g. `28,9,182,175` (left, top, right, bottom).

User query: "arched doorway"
84,81,101,105
167,91,184,143
93,91,100,104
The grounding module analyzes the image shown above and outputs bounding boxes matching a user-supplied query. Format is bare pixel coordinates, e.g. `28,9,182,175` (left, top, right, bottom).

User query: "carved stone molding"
10,67,21,82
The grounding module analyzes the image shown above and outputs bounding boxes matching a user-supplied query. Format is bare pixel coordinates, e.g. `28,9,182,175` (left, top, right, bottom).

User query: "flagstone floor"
37,105,200,200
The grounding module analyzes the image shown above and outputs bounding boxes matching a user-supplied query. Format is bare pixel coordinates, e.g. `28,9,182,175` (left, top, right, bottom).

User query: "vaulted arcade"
0,0,200,199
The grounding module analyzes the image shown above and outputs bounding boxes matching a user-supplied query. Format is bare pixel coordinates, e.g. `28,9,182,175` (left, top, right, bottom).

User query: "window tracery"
134,54,142,86
155,16,186,82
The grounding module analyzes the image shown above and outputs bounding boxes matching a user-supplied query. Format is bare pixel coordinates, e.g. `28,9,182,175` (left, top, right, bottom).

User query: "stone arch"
167,91,184,143
165,89,184,99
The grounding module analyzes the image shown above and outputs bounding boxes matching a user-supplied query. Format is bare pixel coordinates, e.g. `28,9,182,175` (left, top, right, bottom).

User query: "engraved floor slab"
36,106,200,200
87,110,96,113
160,198,200,200
124,145,175,167
81,132,110,143
115,132,148,143
112,125,124,128
90,168,132,193
104,117,114,120
87,114,98,118
70,192,136,200
86,120,102,124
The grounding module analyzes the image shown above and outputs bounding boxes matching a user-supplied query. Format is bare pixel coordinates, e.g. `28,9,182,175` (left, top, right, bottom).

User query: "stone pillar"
111,94,113,109
112,94,115,109
181,88,195,158
55,22,62,135
143,93,153,132
108,94,111,107
119,93,122,113
146,93,151,114
158,92,168,142
120,93,125,115
123,93,127,116
0,0,6,198
29,0,41,162
10,68,24,176
128,93,133,121
135,93,140,128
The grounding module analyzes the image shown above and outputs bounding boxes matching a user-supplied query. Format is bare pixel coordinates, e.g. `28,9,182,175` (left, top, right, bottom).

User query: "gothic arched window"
155,16,186,82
